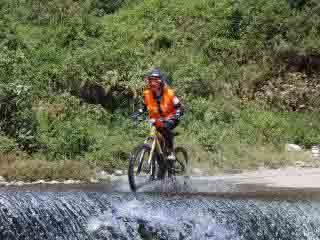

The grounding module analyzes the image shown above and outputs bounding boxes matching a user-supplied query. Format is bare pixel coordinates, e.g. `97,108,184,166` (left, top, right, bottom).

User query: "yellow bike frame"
144,126,166,165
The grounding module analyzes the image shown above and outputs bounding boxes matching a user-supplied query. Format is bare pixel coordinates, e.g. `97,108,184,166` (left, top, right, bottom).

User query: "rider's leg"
164,126,176,161
165,128,174,153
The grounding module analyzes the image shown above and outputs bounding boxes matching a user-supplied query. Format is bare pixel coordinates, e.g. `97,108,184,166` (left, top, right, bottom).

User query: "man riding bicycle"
137,68,184,161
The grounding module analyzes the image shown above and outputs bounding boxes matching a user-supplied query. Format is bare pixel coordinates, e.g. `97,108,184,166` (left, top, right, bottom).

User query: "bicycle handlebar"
131,112,165,127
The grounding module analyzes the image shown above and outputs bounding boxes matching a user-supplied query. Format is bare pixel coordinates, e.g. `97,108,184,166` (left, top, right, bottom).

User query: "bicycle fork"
146,137,164,171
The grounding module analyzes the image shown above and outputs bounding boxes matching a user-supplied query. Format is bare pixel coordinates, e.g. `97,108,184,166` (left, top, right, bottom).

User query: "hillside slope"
0,0,319,179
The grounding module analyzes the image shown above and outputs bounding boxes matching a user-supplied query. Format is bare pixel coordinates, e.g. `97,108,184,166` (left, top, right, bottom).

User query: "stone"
90,178,99,183
285,144,302,152
96,170,111,180
63,180,81,184
114,170,124,176
191,168,203,175
34,180,45,184
15,181,24,186
48,180,59,184
295,161,306,167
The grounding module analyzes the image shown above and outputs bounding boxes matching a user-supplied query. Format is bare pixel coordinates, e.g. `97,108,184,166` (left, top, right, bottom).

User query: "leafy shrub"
90,0,126,16
0,83,38,152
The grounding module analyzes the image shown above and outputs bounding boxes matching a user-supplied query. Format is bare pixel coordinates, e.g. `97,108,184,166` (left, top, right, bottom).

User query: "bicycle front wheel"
128,144,156,192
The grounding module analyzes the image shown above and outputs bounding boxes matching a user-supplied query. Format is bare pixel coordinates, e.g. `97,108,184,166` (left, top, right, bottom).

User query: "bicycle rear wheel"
128,144,156,192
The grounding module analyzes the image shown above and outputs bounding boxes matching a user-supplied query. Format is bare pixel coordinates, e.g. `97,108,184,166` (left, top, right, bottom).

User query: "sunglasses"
146,78,161,86
148,77,161,82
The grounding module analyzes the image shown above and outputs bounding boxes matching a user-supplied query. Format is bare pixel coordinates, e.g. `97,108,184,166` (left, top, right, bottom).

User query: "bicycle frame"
144,126,166,167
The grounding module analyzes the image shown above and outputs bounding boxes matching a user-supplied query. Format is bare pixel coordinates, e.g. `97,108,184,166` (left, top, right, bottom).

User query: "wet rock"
285,144,302,152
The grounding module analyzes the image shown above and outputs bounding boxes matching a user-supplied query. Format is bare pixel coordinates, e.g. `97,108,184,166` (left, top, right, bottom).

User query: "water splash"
0,192,319,239
88,198,239,240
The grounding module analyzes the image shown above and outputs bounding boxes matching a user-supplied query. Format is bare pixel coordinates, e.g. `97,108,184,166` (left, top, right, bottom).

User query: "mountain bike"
128,117,189,192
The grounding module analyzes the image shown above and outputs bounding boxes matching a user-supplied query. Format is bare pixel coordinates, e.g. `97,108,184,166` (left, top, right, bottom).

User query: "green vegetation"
0,0,319,180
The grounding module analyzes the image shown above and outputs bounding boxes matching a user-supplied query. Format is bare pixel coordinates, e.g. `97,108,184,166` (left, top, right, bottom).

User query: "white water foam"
87,198,239,240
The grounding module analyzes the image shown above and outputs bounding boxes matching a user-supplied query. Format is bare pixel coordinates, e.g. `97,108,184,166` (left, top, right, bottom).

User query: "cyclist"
136,68,184,161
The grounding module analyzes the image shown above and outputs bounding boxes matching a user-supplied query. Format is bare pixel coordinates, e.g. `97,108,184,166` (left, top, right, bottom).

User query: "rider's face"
148,77,161,92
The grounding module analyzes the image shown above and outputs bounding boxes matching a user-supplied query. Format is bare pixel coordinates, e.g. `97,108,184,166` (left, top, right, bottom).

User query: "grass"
0,153,95,182
188,143,317,175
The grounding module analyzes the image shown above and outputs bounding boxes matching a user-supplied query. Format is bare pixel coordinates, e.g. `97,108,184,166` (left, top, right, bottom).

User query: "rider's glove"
164,119,175,129
154,119,164,128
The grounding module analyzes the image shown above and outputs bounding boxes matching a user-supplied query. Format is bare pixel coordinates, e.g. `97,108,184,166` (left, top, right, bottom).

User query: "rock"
114,170,124,176
191,168,203,175
63,180,81,184
96,170,111,180
0,176,5,182
311,145,320,159
295,161,305,167
15,181,24,186
90,178,99,183
285,144,302,152
34,180,45,184
23,182,33,185
48,180,59,184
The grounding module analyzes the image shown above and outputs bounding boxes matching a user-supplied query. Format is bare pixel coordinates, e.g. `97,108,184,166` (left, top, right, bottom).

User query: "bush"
35,95,99,160
0,82,38,152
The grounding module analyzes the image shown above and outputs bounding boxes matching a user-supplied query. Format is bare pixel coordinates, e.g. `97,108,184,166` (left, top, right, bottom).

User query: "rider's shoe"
167,152,176,161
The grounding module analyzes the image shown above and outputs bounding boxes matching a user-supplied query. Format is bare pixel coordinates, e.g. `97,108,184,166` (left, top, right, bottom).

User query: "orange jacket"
143,86,177,120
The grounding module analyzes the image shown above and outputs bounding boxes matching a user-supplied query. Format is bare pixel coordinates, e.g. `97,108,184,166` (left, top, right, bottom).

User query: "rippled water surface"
0,191,320,240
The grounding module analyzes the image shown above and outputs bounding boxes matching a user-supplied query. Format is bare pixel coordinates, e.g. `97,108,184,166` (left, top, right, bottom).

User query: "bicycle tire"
128,144,156,192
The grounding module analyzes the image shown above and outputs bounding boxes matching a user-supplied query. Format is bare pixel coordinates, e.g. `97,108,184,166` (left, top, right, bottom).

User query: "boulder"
114,169,124,176
191,168,203,175
311,145,320,159
96,170,111,180
285,143,302,152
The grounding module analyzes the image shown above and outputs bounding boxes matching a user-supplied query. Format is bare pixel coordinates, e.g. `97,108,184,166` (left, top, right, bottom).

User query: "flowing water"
0,190,320,240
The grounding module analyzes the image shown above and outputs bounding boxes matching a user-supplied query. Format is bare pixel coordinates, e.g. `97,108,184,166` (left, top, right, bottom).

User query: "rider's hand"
154,119,164,128
164,119,175,129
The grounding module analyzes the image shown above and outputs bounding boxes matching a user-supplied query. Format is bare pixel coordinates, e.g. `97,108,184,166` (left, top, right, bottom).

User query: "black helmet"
146,68,167,86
